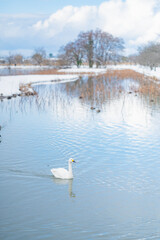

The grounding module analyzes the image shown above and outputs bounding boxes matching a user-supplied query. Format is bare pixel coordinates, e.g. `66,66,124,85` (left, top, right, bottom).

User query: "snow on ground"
0,74,78,96
59,64,160,80
59,67,107,74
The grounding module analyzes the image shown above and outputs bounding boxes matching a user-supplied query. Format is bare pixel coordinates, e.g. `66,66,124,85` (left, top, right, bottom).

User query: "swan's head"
69,158,76,163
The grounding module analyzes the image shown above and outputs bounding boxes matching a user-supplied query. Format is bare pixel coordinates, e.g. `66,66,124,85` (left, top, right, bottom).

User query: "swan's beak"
72,159,76,163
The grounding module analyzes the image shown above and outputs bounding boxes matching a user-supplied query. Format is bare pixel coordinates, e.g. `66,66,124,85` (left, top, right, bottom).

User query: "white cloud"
99,0,155,37
0,0,160,56
33,5,97,37
32,0,160,55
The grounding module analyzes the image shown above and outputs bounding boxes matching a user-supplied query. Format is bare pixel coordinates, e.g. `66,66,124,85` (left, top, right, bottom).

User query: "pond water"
0,67,53,76
1,75,160,240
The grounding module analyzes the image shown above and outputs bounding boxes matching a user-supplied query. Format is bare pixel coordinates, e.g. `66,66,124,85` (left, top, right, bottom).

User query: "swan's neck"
68,162,73,178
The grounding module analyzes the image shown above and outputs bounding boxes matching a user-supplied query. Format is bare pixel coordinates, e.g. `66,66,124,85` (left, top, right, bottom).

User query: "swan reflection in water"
52,178,76,198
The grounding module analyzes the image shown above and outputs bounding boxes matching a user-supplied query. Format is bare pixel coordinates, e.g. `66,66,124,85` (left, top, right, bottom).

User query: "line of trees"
4,47,52,66
137,42,160,68
58,29,125,68
6,54,24,65
32,47,46,65
2,33,160,69
128,42,160,69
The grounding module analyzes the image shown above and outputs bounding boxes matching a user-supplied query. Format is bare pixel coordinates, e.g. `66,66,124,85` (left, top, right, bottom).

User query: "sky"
0,0,160,57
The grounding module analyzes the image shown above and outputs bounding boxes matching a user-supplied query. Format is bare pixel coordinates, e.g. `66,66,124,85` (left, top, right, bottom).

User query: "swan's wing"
51,168,69,179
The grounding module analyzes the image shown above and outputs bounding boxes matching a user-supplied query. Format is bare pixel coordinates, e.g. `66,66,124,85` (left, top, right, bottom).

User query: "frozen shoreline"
0,74,78,96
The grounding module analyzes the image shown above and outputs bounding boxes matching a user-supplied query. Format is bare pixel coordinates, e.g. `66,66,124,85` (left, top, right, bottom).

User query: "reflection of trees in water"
1,73,160,115
28,75,125,113
102,69,160,105
62,74,160,108
63,75,124,108
0,68,39,76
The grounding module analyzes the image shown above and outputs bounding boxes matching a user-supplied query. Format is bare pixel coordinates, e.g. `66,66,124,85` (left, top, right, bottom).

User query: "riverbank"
1,64,160,99
0,74,78,98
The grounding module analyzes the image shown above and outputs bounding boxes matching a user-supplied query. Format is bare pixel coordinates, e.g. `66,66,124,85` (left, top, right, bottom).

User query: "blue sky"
0,0,160,57
1,0,106,14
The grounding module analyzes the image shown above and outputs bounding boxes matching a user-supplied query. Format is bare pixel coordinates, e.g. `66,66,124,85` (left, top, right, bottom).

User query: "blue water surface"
0,76,160,240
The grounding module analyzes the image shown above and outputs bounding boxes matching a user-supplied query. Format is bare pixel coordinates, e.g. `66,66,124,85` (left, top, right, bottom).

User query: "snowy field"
59,67,107,74
0,74,78,96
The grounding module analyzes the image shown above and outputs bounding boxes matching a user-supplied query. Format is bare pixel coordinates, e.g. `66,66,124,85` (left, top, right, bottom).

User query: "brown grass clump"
71,69,160,108
100,69,145,81
19,83,37,96
99,69,160,97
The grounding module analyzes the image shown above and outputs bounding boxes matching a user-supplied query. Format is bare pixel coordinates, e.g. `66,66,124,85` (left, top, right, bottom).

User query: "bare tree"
32,47,46,65
14,54,23,65
58,29,125,68
6,53,14,66
78,29,124,67
137,42,160,68
58,40,84,67
78,30,94,68
127,54,138,64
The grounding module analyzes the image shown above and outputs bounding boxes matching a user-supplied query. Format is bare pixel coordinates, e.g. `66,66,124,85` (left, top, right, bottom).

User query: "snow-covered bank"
59,68,107,74
59,64,160,80
0,74,78,96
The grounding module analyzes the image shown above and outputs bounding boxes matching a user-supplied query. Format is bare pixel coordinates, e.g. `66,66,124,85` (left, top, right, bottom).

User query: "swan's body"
51,158,75,179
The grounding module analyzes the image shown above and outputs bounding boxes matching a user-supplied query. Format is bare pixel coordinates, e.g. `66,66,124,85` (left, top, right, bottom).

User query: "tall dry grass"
100,69,160,97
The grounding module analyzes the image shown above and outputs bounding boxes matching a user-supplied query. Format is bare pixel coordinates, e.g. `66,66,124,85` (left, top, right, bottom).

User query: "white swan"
51,158,76,179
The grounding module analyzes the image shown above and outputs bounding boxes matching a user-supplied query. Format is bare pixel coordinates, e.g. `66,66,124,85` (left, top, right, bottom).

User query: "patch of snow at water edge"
58,67,107,74
0,74,78,96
